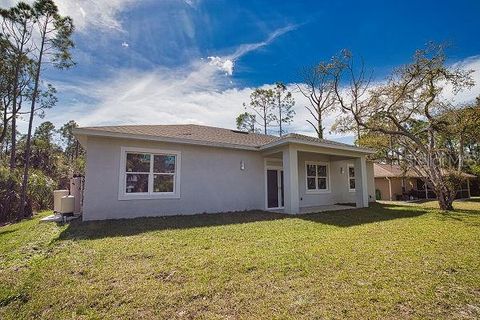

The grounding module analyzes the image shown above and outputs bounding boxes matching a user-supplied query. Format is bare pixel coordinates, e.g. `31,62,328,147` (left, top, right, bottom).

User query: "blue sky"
3,0,480,142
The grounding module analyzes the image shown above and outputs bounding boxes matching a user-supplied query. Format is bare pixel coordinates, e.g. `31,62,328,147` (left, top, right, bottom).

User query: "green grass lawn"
1,200,480,319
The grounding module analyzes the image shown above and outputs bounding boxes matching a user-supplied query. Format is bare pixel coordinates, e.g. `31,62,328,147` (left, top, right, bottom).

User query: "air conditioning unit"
60,195,75,215
53,190,69,213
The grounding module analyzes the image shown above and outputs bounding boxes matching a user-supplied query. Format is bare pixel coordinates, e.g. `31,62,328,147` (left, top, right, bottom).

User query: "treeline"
0,120,84,223
1,0,75,223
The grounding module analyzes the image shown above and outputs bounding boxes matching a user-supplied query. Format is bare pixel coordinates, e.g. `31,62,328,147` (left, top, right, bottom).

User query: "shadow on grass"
298,202,428,227
435,209,480,227
58,210,289,240
57,203,431,240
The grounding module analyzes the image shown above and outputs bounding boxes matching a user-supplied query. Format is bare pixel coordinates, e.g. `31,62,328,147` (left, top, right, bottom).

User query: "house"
73,124,377,221
374,163,474,201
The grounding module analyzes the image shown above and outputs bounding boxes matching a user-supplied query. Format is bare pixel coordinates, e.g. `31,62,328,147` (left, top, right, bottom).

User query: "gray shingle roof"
74,124,369,152
76,124,279,148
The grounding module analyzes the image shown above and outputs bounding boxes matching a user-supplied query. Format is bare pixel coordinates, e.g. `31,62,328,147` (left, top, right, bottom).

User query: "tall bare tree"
297,62,337,139
272,82,295,136
19,0,74,216
330,44,474,210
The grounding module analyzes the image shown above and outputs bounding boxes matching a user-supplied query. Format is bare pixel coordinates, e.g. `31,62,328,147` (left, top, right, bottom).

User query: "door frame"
264,158,284,210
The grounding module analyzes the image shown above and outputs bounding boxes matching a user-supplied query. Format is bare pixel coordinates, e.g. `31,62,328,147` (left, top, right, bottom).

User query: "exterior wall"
83,136,377,220
296,153,375,208
375,178,390,200
374,177,414,200
83,136,266,220
366,161,376,202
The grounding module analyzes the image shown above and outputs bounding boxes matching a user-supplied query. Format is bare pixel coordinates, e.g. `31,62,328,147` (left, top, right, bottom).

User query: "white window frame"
118,146,181,200
347,164,356,192
305,161,330,193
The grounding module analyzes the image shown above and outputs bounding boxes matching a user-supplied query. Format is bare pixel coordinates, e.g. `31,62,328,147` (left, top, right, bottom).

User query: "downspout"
386,177,392,201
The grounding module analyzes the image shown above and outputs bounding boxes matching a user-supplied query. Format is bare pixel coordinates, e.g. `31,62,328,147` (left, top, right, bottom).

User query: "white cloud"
48,64,252,130
444,55,480,104
207,56,234,75
0,0,137,32
229,24,298,60
207,24,298,76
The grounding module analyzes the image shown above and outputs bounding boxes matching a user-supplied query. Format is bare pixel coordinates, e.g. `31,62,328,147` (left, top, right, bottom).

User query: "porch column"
283,145,299,214
354,156,369,207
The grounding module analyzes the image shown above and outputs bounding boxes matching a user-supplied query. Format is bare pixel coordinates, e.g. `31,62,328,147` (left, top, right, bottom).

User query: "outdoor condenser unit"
59,195,75,215
53,190,69,213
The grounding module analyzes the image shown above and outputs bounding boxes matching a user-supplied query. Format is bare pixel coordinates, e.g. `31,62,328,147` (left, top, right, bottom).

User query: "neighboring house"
374,163,474,201
73,124,376,221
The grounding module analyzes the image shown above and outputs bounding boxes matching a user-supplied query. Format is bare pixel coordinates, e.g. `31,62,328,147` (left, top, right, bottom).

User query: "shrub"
0,167,55,223
27,169,56,210
0,167,32,223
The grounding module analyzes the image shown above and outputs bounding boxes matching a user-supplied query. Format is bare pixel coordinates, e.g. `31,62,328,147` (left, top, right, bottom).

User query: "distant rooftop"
374,163,476,179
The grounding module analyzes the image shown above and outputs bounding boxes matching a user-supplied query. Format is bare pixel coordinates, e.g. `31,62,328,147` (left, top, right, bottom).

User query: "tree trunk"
437,189,454,211
458,134,464,171
9,106,17,169
19,19,47,217
317,107,323,139
9,22,28,170
0,105,8,145
263,108,267,135
278,95,282,137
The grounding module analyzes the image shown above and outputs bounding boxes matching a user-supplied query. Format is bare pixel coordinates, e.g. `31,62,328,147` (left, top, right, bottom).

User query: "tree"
272,82,295,136
236,112,258,133
19,0,74,216
439,101,480,170
297,63,337,139
17,121,63,178
330,44,474,210
0,2,35,169
59,120,84,165
34,121,55,142
242,88,276,135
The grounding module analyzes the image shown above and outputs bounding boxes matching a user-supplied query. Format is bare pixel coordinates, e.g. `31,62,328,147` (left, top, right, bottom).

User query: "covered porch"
261,142,375,215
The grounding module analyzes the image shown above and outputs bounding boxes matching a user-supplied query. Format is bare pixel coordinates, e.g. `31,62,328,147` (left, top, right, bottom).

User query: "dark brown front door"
267,169,279,208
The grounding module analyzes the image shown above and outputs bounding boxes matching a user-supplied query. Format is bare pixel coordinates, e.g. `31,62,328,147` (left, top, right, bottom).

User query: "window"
306,162,329,192
119,147,181,200
348,165,356,191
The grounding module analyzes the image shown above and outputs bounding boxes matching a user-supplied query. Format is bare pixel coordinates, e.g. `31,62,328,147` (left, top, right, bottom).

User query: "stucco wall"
297,153,354,207
366,161,376,202
83,136,376,220
83,136,266,220
296,154,375,207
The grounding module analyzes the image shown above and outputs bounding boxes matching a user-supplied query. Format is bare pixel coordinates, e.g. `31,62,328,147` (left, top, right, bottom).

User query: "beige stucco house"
73,124,376,221
374,163,474,201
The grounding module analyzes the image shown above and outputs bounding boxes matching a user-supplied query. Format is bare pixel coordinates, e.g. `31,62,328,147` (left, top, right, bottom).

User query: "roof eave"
259,137,376,154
